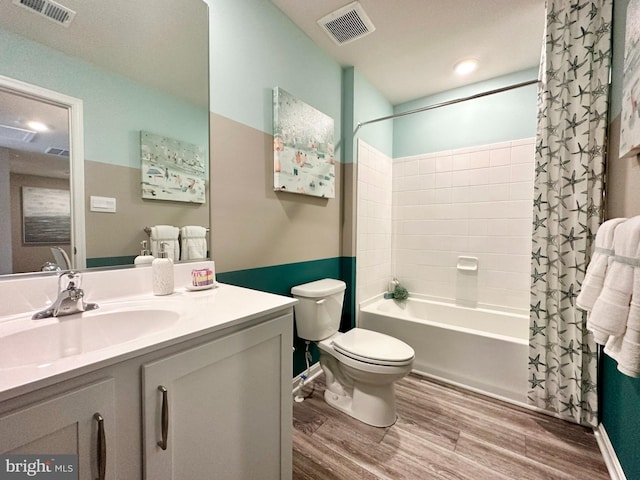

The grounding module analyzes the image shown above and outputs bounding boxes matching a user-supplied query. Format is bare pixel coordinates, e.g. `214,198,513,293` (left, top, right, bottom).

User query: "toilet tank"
291,279,346,341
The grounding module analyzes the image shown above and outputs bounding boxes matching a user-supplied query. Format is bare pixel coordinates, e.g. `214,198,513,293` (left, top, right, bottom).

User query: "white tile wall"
393,139,535,311
356,140,393,305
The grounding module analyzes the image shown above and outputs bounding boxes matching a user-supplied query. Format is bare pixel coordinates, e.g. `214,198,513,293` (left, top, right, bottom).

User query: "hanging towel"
589,216,640,342
150,225,180,261
603,243,640,378
180,226,208,260
576,217,627,311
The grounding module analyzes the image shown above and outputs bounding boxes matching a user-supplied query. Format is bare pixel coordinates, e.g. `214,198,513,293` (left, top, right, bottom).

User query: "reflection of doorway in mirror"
140,131,206,203
0,74,85,274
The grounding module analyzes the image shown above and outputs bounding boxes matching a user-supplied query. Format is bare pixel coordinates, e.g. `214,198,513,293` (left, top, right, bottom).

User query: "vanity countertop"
0,262,297,402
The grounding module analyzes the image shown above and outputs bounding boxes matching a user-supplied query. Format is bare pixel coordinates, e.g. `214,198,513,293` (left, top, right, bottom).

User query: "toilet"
291,278,415,427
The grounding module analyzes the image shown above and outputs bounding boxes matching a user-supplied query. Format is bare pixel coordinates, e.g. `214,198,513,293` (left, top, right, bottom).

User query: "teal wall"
342,67,394,164
0,29,208,169
600,1,640,478
217,257,355,374
392,68,539,157
209,0,342,145
208,0,349,377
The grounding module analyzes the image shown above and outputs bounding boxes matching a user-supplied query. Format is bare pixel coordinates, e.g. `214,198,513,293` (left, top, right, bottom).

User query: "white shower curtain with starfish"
528,0,612,426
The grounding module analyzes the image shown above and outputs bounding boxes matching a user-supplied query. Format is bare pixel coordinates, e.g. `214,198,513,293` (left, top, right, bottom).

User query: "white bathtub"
359,296,529,405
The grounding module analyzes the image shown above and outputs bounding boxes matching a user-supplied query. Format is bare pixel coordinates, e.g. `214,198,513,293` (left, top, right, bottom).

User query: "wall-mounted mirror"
0,0,210,275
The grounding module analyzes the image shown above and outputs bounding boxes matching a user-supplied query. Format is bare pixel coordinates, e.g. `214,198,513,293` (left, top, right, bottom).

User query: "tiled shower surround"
357,138,535,312
356,140,393,305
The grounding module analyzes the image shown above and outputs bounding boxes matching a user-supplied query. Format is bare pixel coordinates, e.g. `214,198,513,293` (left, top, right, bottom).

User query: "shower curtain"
528,0,612,426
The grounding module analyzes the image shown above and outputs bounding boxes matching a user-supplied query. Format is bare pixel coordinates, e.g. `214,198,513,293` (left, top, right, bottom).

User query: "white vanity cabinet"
142,313,293,480
0,276,295,480
0,378,116,480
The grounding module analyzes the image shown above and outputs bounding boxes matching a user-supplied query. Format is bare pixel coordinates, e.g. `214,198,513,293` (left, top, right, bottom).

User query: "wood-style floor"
293,373,610,480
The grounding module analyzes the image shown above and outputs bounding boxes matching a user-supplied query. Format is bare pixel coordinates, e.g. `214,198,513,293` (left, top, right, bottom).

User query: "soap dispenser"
134,240,154,267
152,242,174,295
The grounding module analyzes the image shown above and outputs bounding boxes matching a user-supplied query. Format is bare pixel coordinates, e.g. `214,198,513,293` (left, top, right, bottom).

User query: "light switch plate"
90,195,116,213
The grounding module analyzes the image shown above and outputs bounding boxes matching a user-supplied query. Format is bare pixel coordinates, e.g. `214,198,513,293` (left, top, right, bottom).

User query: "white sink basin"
0,303,180,369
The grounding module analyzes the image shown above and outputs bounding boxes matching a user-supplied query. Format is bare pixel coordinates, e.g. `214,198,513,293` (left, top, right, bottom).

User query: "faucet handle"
58,270,82,291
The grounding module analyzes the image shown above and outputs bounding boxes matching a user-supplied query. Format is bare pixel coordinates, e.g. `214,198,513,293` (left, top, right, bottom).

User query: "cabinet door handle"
94,413,106,480
157,385,169,450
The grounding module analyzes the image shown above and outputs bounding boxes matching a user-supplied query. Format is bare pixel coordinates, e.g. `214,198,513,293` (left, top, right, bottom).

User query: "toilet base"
323,382,398,428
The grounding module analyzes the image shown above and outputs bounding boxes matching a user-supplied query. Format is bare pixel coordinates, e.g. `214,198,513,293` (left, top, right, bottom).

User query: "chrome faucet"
32,271,99,320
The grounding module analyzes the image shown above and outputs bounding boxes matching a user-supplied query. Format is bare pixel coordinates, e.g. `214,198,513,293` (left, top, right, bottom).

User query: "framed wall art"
620,0,640,159
22,186,70,244
273,87,335,198
140,130,206,203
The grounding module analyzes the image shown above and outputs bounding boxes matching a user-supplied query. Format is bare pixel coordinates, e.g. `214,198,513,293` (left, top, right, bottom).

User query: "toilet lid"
332,328,414,366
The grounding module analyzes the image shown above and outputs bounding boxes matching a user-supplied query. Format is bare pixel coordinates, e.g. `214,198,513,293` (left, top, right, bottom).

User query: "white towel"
150,225,180,261
603,253,640,378
589,216,640,341
576,217,627,311
180,226,208,260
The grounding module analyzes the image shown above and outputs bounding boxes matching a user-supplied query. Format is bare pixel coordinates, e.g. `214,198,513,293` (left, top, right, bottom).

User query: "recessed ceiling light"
27,121,49,132
454,58,478,76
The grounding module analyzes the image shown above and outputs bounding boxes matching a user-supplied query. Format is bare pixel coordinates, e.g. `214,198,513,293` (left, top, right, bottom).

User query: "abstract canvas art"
273,87,335,198
22,186,70,244
140,131,206,203
620,0,640,159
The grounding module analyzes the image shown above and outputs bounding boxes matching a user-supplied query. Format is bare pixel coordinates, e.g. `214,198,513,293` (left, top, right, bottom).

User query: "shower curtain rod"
355,79,540,132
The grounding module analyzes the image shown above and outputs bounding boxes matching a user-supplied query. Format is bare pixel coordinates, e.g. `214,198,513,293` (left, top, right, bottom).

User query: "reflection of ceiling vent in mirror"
45,147,70,157
318,1,375,45
0,124,37,143
12,0,76,27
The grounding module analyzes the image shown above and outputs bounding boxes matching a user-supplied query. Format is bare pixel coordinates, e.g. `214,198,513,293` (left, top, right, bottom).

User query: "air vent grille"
318,1,375,45
45,147,70,157
0,124,37,143
12,0,76,27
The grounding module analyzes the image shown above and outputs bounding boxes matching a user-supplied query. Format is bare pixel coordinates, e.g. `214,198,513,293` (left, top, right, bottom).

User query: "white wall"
392,138,535,312
356,140,393,304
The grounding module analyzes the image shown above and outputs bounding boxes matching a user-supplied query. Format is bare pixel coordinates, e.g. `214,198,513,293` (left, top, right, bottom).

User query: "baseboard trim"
594,423,627,480
292,363,323,395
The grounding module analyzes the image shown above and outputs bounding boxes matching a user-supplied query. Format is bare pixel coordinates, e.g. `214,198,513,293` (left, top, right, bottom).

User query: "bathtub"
359,296,529,405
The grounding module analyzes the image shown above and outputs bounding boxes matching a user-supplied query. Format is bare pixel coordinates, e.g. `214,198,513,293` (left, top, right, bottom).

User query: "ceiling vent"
0,124,37,143
45,147,70,157
12,0,76,27
318,1,375,46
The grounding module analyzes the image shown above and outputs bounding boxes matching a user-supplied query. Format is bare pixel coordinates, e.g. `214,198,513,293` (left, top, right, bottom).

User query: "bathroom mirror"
0,0,210,275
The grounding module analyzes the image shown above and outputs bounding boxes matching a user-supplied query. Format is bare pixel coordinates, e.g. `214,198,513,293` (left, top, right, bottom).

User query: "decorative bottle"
152,242,174,295
134,240,154,267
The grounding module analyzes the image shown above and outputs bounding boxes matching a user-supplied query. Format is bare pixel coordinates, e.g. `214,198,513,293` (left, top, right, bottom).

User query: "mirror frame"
0,74,86,270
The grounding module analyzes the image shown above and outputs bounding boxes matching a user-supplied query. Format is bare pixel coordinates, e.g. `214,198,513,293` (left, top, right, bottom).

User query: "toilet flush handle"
316,299,326,305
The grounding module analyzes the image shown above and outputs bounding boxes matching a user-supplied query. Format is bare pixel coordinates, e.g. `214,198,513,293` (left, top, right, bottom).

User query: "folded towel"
604,258,640,378
180,226,208,260
150,225,180,261
589,216,640,341
576,217,627,311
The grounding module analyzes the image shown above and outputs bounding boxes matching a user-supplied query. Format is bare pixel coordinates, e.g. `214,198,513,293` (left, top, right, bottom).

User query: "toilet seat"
331,328,414,366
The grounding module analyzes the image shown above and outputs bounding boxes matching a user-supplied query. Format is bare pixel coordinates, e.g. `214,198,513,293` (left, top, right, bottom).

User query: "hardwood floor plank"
292,373,610,480
525,432,610,478
455,432,578,480
381,425,514,480
293,428,380,480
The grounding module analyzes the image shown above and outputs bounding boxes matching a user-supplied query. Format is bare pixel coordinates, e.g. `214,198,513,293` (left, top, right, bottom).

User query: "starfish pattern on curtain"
529,0,612,426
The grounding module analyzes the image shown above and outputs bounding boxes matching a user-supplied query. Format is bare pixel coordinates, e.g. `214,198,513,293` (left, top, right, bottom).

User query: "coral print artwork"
141,131,206,203
273,87,335,198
